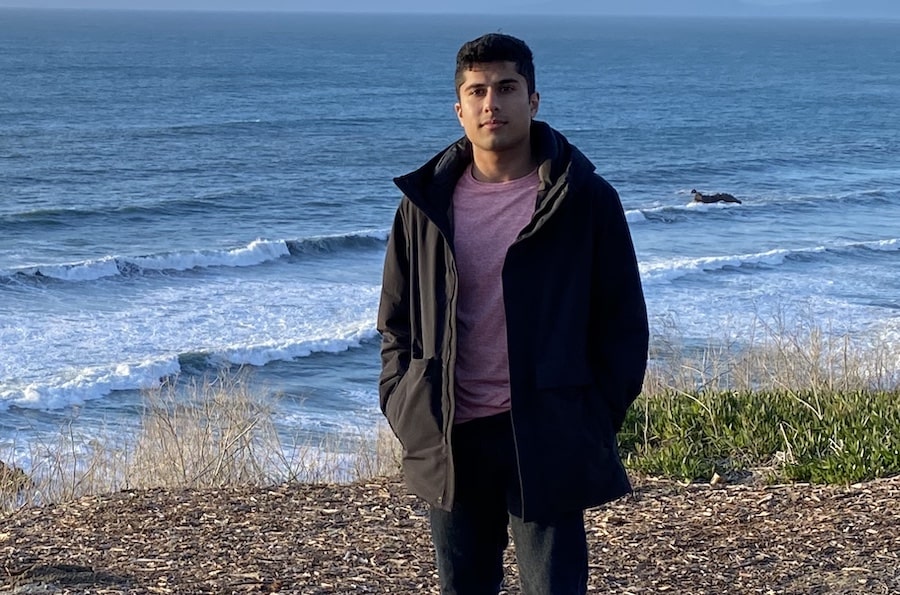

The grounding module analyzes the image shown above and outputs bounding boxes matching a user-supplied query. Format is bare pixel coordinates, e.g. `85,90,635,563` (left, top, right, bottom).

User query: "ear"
454,102,464,126
529,92,540,118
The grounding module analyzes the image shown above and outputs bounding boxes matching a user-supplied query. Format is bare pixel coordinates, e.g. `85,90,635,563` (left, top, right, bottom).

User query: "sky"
0,0,898,18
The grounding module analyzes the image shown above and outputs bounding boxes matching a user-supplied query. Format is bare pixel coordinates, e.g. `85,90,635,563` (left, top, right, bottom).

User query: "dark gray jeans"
429,412,588,595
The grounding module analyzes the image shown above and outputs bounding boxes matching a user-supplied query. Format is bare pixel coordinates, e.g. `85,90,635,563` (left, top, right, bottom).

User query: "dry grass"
644,311,899,395
128,375,282,490
1,375,401,513
2,313,897,514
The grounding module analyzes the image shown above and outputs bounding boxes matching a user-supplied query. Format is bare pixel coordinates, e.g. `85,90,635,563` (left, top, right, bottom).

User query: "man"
377,33,648,594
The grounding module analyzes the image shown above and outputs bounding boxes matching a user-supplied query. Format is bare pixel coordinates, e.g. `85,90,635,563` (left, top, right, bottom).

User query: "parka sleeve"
591,182,649,432
377,204,412,416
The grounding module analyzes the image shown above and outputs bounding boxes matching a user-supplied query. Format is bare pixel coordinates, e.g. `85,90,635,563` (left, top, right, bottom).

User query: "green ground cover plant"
619,388,900,484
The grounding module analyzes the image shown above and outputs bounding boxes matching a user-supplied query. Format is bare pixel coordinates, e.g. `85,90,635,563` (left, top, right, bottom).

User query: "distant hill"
741,0,900,18
1,0,898,18
514,0,900,18
775,0,900,18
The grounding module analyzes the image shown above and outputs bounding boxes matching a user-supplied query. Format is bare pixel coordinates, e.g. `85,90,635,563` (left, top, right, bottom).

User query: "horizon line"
1,5,899,20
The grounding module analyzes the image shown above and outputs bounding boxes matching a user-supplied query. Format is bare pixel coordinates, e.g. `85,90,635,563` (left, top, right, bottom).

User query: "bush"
619,389,900,484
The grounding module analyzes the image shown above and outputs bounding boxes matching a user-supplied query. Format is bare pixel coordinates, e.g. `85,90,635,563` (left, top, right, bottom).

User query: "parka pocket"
533,357,614,442
537,358,620,428
384,357,444,455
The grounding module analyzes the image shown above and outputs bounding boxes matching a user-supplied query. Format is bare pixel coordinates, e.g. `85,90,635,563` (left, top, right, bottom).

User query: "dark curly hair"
454,33,535,98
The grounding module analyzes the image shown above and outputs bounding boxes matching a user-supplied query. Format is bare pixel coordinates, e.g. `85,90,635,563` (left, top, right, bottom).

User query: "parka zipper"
443,249,458,508
503,182,569,521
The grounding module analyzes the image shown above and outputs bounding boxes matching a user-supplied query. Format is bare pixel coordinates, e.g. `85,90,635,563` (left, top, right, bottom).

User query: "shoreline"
3,473,898,594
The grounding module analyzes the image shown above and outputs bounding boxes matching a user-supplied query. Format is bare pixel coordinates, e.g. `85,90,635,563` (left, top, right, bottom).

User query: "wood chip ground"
2,474,898,594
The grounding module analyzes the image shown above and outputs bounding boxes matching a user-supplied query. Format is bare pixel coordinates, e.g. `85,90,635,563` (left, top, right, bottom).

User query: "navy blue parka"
377,120,649,522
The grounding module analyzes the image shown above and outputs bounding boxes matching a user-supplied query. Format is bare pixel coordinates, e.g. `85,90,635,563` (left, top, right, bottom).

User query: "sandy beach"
2,473,898,594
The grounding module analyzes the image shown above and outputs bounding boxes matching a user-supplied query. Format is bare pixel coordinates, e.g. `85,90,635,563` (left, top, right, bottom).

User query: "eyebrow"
462,78,521,91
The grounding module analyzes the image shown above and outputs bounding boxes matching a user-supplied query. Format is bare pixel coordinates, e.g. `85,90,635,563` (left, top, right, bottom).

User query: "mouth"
481,119,506,130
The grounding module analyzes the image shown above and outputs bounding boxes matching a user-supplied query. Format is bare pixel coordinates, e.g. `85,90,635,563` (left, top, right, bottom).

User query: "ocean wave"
5,239,289,282
0,328,380,411
0,197,249,227
285,230,388,255
216,327,380,367
641,237,900,283
641,248,798,282
677,186,899,207
624,203,721,224
624,209,648,224
858,238,900,252
0,357,182,411
3,230,390,283
624,186,900,226
134,118,267,138
624,199,749,224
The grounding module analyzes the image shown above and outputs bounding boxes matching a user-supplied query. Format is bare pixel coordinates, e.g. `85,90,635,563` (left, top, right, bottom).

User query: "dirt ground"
2,473,898,594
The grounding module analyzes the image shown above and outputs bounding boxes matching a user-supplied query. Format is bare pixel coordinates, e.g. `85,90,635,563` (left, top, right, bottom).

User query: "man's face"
455,61,539,157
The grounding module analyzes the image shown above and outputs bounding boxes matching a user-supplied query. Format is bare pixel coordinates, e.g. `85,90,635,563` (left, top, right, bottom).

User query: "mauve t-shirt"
452,166,539,424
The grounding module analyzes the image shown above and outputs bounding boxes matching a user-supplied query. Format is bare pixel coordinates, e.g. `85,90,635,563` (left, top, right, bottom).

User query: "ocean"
1,9,899,466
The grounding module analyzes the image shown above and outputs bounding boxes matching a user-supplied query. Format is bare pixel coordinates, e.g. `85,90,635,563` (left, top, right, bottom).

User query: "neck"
470,145,536,183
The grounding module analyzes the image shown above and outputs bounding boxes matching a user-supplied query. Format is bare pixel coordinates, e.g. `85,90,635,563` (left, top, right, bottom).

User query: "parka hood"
393,120,598,229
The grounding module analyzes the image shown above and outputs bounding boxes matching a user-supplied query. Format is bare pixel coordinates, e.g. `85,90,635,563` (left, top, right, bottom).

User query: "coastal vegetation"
2,316,898,512
625,314,900,484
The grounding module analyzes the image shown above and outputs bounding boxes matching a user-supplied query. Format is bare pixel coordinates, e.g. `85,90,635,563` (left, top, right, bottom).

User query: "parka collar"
393,121,597,235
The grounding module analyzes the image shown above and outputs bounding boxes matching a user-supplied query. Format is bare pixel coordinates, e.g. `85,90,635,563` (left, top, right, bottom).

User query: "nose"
482,88,499,112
